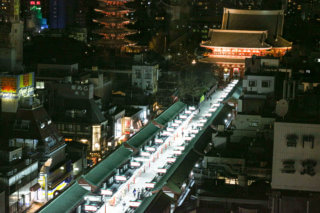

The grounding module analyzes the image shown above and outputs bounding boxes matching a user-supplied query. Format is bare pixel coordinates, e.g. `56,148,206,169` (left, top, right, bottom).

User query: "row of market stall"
37,80,240,213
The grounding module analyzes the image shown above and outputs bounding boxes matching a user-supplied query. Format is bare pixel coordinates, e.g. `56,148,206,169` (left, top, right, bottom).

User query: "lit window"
36,81,45,89
248,80,256,87
261,80,270,88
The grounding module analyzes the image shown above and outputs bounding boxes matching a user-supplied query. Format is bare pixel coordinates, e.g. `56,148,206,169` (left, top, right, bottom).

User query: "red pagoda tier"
93,0,136,50
200,8,292,79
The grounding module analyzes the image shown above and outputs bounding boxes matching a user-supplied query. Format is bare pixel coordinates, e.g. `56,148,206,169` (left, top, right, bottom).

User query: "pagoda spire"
92,0,136,51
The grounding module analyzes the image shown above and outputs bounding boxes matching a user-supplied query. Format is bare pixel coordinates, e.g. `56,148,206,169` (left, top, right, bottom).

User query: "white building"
231,114,275,141
132,64,159,95
272,122,320,192
242,74,275,94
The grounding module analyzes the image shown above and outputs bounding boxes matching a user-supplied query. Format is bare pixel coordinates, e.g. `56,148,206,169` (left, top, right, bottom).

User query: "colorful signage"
141,151,151,157
115,175,126,181
155,138,163,143
19,73,33,88
130,161,141,167
0,77,17,93
101,189,113,196
157,168,167,173
84,205,98,211
129,201,141,208
145,147,156,152
145,182,155,188
0,73,34,98
167,157,176,163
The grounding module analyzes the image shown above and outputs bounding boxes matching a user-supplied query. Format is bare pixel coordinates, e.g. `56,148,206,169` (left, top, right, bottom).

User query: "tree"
178,63,217,104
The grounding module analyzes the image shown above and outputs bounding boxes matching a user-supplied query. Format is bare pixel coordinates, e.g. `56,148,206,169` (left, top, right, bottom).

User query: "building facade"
200,8,292,80
92,0,136,52
132,63,159,95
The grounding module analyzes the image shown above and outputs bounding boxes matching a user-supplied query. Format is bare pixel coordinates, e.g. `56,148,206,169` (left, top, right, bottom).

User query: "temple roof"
201,29,271,48
97,0,133,2
199,57,245,64
221,8,284,38
94,6,134,13
94,16,131,24
92,28,136,35
268,35,292,48
91,38,136,47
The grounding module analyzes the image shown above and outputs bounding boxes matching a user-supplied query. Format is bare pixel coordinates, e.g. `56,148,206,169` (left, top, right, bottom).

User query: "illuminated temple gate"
200,8,292,81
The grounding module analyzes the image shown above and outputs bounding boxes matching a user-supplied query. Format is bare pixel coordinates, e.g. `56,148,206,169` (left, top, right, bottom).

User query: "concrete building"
132,63,159,95
0,0,24,71
243,74,275,94
0,72,82,206
0,147,39,213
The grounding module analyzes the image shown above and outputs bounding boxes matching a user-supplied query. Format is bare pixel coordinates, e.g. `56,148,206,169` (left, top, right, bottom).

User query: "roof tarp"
85,145,132,186
126,123,159,149
154,101,186,125
38,182,89,213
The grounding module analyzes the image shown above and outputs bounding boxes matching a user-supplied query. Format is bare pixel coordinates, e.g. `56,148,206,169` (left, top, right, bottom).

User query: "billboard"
0,77,18,93
0,73,35,98
19,73,33,88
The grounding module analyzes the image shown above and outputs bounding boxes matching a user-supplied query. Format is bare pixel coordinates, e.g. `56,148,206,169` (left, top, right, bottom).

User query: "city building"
92,0,136,52
0,147,39,213
0,72,74,209
132,63,159,95
49,0,66,29
0,0,23,72
22,0,48,32
200,8,292,80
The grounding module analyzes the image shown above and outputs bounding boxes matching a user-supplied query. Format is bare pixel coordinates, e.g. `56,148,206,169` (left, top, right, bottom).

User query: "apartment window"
286,134,298,147
248,80,256,87
135,71,141,78
36,81,44,89
261,80,270,88
302,135,315,148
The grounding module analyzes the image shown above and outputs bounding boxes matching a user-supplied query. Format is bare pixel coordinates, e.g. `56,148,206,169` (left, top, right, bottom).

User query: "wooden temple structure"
92,0,136,52
200,8,292,80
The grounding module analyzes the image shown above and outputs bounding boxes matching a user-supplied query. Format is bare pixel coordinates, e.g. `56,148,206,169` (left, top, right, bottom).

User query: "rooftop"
202,29,270,48
221,8,285,38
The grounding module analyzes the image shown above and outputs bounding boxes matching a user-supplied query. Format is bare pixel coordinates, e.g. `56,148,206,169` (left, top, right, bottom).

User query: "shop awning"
135,190,175,213
84,145,133,186
154,101,186,125
126,123,159,149
37,182,89,213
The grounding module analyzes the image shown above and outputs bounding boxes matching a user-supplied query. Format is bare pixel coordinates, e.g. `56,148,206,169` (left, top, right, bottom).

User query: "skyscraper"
0,0,23,71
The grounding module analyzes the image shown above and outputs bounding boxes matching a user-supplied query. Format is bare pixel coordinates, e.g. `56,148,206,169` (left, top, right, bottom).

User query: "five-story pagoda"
93,0,136,52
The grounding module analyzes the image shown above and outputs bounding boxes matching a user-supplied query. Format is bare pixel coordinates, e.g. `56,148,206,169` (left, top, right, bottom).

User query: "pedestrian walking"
122,201,126,211
133,188,136,197
137,191,141,200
